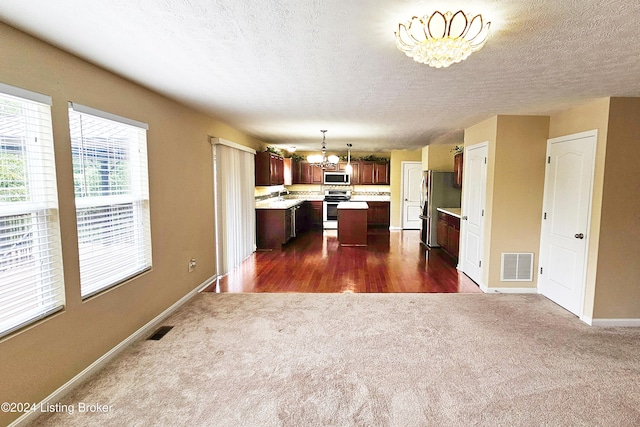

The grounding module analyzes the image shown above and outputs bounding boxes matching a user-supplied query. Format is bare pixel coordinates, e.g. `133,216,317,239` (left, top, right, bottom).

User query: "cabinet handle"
574,233,584,239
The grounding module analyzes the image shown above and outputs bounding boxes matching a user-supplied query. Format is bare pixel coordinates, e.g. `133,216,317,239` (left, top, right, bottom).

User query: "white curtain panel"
213,143,256,276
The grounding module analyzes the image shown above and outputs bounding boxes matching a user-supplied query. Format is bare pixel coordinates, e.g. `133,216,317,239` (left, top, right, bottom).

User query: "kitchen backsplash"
255,189,391,202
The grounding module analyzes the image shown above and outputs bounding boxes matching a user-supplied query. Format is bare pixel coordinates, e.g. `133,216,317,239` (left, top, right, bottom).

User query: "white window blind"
0,84,65,338
69,103,151,298
212,140,256,276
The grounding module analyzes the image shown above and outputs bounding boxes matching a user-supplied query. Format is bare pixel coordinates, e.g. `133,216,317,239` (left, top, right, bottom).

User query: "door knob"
574,233,584,239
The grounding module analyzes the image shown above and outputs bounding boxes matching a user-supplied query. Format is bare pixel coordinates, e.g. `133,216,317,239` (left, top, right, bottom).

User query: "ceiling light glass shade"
345,143,353,175
307,154,324,163
395,11,491,68
327,155,339,164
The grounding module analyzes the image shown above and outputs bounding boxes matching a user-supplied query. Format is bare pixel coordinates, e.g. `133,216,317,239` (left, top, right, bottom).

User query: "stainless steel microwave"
323,171,350,185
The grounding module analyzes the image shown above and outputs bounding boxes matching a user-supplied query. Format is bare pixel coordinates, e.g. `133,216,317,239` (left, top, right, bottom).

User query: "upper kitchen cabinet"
338,161,360,184
359,161,390,185
375,161,390,184
293,160,323,184
453,153,463,188
256,151,284,186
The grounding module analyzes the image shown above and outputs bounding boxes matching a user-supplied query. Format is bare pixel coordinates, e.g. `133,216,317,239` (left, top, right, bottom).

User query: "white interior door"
460,142,488,285
538,130,597,316
402,162,423,229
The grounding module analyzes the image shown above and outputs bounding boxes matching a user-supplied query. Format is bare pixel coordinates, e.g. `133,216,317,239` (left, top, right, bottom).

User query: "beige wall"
0,23,265,426
464,99,640,319
464,116,549,289
548,98,610,319
489,116,550,288
592,98,640,318
390,149,422,228
421,143,459,171
464,117,498,288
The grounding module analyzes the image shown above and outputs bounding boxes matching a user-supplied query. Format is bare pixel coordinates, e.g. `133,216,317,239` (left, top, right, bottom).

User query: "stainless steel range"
323,189,351,229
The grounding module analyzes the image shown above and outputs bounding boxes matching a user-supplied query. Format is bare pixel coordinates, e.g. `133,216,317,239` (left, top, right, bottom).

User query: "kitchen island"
337,201,368,246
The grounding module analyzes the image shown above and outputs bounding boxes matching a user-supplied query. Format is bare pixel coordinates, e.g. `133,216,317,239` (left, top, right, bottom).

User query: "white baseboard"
586,318,640,327
481,285,538,294
388,226,402,231
580,314,593,325
9,274,217,427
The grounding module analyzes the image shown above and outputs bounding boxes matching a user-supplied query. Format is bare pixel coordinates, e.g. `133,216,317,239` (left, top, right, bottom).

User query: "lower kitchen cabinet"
308,200,323,228
256,207,296,249
257,202,319,249
295,202,309,235
366,201,390,228
436,211,460,259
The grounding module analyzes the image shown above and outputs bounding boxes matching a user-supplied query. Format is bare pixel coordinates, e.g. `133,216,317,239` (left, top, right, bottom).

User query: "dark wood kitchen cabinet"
338,161,359,184
293,160,323,184
359,161,390,185
255,151,284,186
366,201,390,228
293,159,387,185
436,210,460,260
374,162,390,185
359,162,375,185
256,208,290,249
308,200,323,228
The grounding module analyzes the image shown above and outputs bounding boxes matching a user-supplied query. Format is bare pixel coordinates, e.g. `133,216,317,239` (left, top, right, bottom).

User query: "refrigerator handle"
420,176,425,207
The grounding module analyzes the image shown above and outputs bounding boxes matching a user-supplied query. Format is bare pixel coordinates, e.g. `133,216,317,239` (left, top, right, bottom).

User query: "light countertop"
256,198,306,210
437,207,461,218
337,201,369,210
350,195,390,202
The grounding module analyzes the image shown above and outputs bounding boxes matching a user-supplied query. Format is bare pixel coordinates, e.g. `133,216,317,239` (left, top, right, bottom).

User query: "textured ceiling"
2,0,640,152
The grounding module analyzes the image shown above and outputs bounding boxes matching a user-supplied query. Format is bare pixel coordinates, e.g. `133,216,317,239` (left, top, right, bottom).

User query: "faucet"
278,188,289,201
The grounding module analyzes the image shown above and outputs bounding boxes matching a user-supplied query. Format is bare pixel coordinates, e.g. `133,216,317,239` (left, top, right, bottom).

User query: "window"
0,83,64,338
68,103,151,298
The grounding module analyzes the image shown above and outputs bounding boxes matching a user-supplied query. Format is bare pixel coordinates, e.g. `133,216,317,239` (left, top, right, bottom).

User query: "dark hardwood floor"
203,228,481,293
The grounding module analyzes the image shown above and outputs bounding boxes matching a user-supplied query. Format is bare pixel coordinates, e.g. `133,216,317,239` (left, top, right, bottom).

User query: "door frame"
401,161,422,230
538,129,598,319
459,141,488,288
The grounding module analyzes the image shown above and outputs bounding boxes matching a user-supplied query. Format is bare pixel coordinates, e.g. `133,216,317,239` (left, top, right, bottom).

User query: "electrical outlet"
188,258,196,272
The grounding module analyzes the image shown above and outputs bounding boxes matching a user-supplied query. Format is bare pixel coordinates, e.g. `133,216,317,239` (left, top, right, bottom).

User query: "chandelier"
395,10,491,68
307,130,339,168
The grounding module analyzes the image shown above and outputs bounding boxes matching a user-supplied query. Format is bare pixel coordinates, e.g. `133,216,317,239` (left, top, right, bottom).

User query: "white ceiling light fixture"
344,144,353,175
395,10,491,68
307,130,339,168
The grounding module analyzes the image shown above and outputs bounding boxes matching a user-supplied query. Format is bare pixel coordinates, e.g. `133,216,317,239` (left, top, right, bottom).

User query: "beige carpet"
30,293,640,426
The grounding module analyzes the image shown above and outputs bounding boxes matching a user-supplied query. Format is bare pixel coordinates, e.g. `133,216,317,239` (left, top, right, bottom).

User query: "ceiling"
2,0,640,152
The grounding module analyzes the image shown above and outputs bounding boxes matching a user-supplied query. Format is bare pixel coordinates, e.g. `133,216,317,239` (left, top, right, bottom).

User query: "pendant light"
345,143,353,175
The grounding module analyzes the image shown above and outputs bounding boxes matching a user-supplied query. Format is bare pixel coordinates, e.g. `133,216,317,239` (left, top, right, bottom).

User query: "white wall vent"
500,253,534,281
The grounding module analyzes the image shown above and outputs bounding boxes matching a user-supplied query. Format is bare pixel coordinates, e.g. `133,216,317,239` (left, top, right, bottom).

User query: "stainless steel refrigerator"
419,171,462,247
